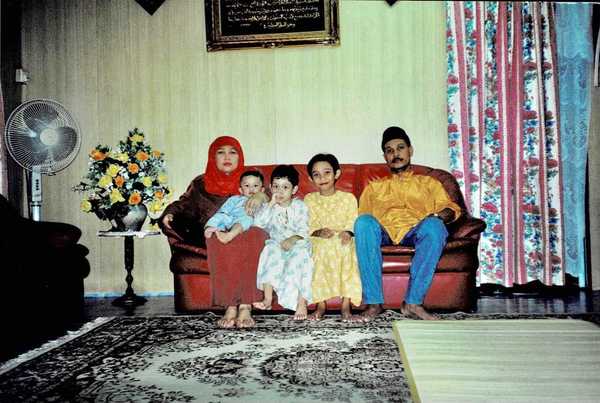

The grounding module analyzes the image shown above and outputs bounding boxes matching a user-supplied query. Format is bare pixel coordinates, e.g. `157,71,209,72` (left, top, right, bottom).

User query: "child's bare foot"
252,299,272,310
308,301,326,321
340,298,361,322
293,298,308,320
217,306,237,328
236,304,255,328
215,230,234,244
400,301,438,320
360,304,383,322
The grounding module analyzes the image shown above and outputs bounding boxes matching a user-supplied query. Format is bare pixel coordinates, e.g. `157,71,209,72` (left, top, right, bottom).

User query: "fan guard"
5,99,81,174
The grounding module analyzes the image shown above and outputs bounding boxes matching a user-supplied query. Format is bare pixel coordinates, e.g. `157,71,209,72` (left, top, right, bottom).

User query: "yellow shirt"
358,170,462,244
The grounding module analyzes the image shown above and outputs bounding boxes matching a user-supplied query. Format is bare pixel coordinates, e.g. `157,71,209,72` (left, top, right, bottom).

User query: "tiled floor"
3,290,599,364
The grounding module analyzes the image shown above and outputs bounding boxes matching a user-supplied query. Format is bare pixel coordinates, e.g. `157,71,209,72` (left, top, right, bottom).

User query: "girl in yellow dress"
304,153,362,322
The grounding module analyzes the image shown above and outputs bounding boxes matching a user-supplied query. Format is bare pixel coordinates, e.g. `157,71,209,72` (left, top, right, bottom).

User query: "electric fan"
4,99,81,221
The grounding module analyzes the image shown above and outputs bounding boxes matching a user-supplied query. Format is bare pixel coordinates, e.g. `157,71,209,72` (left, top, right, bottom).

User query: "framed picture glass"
205,0,340,51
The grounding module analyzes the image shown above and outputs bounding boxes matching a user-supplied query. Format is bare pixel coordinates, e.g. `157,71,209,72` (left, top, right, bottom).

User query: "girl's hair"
271,165,299,187
306,153,341,178
240,170,264,185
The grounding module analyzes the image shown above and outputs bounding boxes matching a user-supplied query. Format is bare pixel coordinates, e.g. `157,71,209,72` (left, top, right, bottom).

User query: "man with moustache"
354,126,462,321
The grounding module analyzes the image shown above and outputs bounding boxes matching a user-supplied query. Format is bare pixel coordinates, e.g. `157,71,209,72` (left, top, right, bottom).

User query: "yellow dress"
304,191,362,305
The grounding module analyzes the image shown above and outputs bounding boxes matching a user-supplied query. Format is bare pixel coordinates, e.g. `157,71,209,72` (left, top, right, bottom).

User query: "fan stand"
30,167,42,221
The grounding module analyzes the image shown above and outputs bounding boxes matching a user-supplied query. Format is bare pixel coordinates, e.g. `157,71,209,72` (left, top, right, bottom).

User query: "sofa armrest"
171,242,208,259
449,216,486,240
31,221,82,248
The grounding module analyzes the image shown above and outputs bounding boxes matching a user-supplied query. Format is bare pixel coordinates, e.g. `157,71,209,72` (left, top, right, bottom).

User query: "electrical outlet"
15,68,29,84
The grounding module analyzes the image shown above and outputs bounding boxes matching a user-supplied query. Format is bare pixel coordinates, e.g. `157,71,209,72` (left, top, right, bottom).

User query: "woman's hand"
162,213,174,230
245,192,268,216
312,228,335,238
338,230,353,245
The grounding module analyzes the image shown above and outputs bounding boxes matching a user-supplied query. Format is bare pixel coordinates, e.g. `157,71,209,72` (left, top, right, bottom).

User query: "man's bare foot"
308,301,326,321
360,304,383,322
252,299,272,310
400,301,438,320
294,298,308,320
217,306,237,328
236,304,256,328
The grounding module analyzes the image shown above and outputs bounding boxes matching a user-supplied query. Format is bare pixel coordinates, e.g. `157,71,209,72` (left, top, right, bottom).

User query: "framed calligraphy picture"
204,0,340,51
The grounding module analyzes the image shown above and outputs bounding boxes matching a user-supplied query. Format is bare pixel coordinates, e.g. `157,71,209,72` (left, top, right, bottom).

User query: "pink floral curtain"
447,2,565,286
0,84,7,197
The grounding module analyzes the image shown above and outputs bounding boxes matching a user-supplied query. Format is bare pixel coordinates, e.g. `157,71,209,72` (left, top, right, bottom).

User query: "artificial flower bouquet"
73,128,171,224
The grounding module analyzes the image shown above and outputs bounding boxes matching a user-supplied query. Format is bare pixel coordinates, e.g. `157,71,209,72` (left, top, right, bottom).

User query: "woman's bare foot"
341,298,361,322
236,304,256,328
308,301,326,321
400,301,438,320
293,298,308,320
217,306,237,328
252,299,272,310
360,304,383,322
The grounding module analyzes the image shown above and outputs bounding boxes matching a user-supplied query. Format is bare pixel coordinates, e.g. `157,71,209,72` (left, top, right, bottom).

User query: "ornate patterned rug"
1,311,598,403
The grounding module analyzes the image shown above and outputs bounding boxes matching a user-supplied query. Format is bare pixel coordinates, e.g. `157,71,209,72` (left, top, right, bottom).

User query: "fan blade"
48,126,78,163
22,102,59,134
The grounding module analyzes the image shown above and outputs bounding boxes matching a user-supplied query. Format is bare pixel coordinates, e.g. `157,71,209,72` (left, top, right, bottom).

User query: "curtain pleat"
447,1,565,286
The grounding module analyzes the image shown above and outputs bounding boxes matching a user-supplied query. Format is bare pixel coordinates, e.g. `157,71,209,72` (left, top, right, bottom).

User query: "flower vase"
111,204,148,232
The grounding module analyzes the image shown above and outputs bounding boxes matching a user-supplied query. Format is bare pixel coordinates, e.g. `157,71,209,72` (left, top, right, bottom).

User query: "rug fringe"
0,317,115,375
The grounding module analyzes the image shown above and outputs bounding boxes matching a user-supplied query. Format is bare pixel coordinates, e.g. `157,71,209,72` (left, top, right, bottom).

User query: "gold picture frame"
205,0,340,52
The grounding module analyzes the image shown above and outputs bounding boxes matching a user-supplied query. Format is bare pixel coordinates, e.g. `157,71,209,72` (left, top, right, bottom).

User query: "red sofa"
163,164,486,312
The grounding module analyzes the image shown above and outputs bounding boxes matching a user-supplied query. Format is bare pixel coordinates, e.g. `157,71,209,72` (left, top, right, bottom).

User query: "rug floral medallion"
1,311,598,403
0,311,413,402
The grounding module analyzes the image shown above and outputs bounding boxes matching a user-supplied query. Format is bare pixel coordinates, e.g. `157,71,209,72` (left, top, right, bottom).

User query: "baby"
204,170,264,243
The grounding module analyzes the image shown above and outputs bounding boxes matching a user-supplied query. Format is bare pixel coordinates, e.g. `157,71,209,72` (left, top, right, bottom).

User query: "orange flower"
114,175,125,188
128,163,139,174
135,151,149,161
152,150,161,158
128,192,142,205
90,149,106,161
154,190,164,199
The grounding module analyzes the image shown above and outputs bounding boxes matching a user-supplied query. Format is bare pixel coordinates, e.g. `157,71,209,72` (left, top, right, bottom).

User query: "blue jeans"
353,214,448,305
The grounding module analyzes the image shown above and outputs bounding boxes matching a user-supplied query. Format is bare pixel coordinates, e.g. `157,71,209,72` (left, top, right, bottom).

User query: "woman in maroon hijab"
160,136,266,328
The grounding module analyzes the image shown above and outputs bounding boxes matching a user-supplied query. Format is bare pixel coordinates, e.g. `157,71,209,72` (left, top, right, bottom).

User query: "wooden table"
98,230,160,307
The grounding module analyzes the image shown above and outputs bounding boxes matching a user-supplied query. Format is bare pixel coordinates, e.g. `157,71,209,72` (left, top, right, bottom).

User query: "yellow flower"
130,134,144,143
80,199,92,212
110,188,125,204
152,150,161,158
148,199,163,214
107,164,120,177
142,176,153,187
116,152,129,162
98,175,113,188
158,173,168,184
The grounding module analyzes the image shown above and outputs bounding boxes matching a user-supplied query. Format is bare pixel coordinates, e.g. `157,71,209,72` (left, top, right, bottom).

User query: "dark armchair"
0,194,90,360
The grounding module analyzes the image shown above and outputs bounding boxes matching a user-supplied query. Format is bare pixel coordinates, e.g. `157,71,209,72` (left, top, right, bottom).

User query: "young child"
204,170,265,244
252,165,313,320
304,153,362,322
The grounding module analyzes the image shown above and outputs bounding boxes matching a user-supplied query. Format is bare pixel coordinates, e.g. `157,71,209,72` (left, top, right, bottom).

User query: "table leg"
113,236,147,307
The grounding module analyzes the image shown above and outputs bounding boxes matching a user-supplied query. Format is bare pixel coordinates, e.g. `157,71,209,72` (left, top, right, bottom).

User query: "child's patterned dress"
253,199,313,310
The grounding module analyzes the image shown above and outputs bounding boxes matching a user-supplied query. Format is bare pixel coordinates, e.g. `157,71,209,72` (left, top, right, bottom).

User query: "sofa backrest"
247,164,359,198
246,163,467,214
